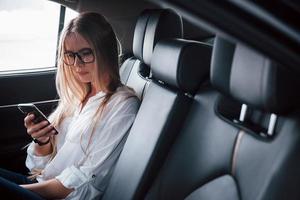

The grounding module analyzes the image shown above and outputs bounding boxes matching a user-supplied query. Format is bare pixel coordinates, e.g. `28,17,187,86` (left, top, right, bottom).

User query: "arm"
24,114,56,156
23,97,139,199
20,179,73,199
24,114,58,171
53,98,139,197
26,142,52,171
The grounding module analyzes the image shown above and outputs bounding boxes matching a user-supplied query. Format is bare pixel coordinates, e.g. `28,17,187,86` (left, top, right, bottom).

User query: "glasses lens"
78,48,94,63
63,48,94,66
63,52,75,65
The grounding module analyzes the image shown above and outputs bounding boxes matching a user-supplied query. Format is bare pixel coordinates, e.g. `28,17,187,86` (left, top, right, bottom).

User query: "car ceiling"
51,0,300,74
50,0,213,55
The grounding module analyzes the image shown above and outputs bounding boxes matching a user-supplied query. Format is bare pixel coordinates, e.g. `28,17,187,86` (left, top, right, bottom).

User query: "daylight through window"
0,0,77,72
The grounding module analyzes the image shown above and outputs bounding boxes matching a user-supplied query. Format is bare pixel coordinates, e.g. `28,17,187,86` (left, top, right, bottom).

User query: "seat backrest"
120,9,183,100
145,37,300,200
103,38,212,200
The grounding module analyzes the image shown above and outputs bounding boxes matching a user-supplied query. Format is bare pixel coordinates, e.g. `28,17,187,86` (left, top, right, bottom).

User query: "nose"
73,55,83,68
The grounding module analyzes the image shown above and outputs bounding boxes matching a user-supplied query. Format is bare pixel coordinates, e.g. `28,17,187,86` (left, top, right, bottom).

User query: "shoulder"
107,85,140,114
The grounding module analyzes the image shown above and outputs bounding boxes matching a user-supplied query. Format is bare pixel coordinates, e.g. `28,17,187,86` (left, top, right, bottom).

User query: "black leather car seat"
103,38,212,200
145,37,300,200
120,9,183,100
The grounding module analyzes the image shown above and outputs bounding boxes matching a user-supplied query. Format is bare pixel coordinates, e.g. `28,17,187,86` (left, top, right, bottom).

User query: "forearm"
24,114,57,156
21,178,73,199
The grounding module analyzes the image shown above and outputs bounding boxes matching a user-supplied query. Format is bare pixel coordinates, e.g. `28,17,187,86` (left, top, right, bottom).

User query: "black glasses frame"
63,48,95,66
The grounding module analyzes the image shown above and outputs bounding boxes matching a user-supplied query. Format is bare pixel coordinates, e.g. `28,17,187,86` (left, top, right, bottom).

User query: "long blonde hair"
29,12,122,179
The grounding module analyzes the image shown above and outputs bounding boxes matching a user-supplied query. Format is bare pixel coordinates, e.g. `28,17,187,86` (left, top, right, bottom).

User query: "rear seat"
103,38,212,200
145,37,300,200
120,9,183,100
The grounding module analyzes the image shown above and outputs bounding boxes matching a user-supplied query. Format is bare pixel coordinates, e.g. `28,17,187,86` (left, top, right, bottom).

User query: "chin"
77,75,92,83
79,79,92,83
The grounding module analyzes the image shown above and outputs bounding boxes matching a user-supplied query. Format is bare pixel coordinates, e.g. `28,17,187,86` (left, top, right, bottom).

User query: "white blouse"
25,86,140,200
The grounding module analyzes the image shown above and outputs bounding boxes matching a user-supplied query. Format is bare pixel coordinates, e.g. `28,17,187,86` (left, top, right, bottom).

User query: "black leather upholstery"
134,9,183,65
230,43,300,114
185,175,240,200
103,83,192,200
234,117,300,200
152,39,211,94
145,36,300,200
211,37,300,114
132,9,152,61
145,89,239,200
103,39,211,200
120,9,183,99
210,37,235,95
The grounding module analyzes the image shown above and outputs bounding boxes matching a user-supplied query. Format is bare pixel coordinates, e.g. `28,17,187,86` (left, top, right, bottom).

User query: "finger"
33,126,55,139
28,120,49,135
24,114,35,127
42,129,57,138
27,121,49,135
31,124,54,139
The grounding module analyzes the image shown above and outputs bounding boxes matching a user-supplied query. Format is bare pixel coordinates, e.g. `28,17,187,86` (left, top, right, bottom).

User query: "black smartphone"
18,103,58,134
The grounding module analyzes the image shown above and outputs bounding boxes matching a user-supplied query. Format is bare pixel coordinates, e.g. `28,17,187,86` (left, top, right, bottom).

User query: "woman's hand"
24,114,56,143
24,114,56,155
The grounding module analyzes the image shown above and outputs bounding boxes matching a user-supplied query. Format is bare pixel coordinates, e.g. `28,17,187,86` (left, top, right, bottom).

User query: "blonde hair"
29,12,122,179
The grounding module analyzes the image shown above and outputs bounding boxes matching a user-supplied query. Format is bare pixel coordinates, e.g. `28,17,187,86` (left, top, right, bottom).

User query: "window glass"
65,6,78,26
0,0,77,72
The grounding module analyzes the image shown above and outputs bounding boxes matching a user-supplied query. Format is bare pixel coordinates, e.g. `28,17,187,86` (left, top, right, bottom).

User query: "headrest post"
149,70,153,79
229,43,300,114
267,113,277,136
239,104,248,122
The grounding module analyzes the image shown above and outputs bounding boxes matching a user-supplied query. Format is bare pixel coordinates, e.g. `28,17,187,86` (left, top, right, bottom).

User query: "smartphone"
18,103,58,134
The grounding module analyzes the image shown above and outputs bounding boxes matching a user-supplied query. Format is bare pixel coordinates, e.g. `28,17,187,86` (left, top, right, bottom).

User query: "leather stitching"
231,130,245,175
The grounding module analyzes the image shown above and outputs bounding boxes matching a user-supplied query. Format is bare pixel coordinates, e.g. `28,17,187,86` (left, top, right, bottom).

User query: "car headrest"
210,37,235,95
230,43,300,114
151,38,212,94
133,9,183,66
211,37,300,114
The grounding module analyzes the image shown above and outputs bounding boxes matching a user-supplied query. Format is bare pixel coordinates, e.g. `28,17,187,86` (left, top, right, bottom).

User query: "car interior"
0,0,300,199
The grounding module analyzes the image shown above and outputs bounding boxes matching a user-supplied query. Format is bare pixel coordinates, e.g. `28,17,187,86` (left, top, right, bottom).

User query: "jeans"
0,168,45,200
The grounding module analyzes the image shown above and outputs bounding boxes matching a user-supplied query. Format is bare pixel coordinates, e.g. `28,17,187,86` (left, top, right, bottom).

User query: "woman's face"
64,33,99,85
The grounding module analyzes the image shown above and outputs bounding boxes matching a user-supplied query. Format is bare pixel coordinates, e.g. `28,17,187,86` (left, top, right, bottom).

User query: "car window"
0,0,78,72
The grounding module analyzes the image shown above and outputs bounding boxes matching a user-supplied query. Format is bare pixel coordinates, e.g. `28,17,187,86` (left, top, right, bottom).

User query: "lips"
78,72,89,75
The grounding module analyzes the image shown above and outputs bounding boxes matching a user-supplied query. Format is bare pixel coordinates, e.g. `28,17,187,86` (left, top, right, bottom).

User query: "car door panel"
0,70,58,173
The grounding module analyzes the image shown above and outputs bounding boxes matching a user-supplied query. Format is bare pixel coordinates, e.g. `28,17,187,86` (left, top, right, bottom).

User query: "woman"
0,12,139,199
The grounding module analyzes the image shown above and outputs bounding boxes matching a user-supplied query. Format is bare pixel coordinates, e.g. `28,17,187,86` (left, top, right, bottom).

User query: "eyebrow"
64,48,92,53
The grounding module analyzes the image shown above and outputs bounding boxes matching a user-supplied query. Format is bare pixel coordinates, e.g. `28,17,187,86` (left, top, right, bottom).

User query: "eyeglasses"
63,48,95,66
